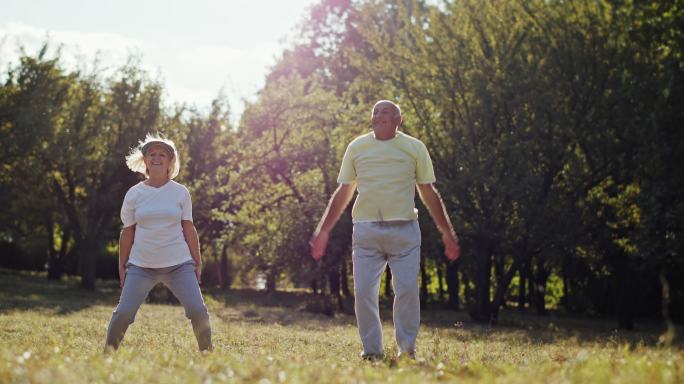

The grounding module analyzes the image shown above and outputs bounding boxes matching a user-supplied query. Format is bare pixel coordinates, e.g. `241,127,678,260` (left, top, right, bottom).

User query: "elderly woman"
104,134,212,351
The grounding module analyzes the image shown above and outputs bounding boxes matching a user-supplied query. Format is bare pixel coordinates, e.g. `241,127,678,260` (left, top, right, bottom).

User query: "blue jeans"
104,261,212,351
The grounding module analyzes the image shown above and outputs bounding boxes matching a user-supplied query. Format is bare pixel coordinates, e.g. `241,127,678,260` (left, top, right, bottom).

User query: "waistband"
353,220,417,227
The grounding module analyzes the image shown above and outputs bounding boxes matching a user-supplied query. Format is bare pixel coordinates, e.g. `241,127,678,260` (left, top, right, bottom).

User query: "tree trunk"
561,255,571,311
473,243,493,322
660,270,675,345
49,228,70,280
80,203,107,290
526,259,534,311
80,233,100,290
494,254,504,290
266,271,277,292
534,257,549,316
219,243,232,289
517,260,528,311
328,266,343,311
46,218,60,280
328,268,341,297
341,259,350,296
46,218,70,280
420,256,429,306
437,262,445,302
614,257,634,330
446,260,460,310
490,258,522,323
311,279,319,295
214,261,223,287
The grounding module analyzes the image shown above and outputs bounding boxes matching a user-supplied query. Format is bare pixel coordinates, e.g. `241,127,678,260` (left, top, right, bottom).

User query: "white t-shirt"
121,180,193,268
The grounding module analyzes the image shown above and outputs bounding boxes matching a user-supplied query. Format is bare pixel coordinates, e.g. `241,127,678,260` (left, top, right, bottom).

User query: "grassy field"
1,269,682,383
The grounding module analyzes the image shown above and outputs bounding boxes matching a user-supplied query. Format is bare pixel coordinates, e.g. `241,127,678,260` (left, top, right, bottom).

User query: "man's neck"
373,128,398,141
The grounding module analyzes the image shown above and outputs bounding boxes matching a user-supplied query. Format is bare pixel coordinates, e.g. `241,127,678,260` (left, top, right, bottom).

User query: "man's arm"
417,183,461,261
310,183,357,260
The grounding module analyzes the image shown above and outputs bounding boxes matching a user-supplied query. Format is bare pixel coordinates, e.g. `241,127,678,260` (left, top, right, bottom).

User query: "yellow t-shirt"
337,131,436,222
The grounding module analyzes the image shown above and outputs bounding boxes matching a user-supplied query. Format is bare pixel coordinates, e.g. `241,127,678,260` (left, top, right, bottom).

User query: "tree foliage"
1,0,682,328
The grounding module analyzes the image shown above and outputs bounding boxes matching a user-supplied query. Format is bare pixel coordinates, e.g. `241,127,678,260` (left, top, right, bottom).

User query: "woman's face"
143,144,172,178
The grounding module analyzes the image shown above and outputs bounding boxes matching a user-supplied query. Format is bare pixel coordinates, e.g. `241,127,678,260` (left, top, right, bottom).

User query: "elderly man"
311,100,460,360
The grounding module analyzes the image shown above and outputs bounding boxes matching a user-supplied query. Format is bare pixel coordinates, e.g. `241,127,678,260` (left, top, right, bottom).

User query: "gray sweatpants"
104,261,212,351
352,220,421,356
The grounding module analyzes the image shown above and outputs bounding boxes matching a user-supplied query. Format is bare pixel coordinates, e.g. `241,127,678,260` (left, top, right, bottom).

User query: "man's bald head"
372,100,401,118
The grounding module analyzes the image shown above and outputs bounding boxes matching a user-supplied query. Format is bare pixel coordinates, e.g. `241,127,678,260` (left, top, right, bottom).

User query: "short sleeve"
337,143,356,184
181,187,193,221
120,189,136,227
415,142,436,184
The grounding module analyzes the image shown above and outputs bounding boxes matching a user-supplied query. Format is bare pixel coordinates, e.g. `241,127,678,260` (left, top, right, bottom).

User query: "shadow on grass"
206,287,360,329
208,287,316,309
0,268,119,315
2,268,680,348
420,306,683,348
208,286,681,348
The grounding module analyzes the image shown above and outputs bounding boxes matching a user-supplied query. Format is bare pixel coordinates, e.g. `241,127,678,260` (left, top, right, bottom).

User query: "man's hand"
310,230,330,261
417,183,461,261
310,183,356,261
119,265,127,288
442,232,461,261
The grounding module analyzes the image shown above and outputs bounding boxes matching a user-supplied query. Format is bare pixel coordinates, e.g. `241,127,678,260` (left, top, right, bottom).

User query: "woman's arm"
119,225,136,288
182,220,203,283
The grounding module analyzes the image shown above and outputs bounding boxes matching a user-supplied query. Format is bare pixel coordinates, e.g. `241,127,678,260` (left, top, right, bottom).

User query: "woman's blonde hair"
125,133,180,179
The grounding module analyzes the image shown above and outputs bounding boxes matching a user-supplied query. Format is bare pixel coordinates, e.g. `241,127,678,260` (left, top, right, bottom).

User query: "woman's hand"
119,265,128,288
118,225,135,289
194,263,202,285
182,220,203,285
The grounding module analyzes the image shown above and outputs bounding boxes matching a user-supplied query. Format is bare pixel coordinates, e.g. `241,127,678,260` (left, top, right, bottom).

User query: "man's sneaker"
360,352,385,361
397,350,416,360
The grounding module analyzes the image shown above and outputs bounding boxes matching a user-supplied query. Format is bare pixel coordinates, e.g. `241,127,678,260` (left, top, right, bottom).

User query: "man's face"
371,102,401,132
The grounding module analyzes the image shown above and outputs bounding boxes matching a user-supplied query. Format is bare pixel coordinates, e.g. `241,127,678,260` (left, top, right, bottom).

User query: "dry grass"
1,269,682,383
